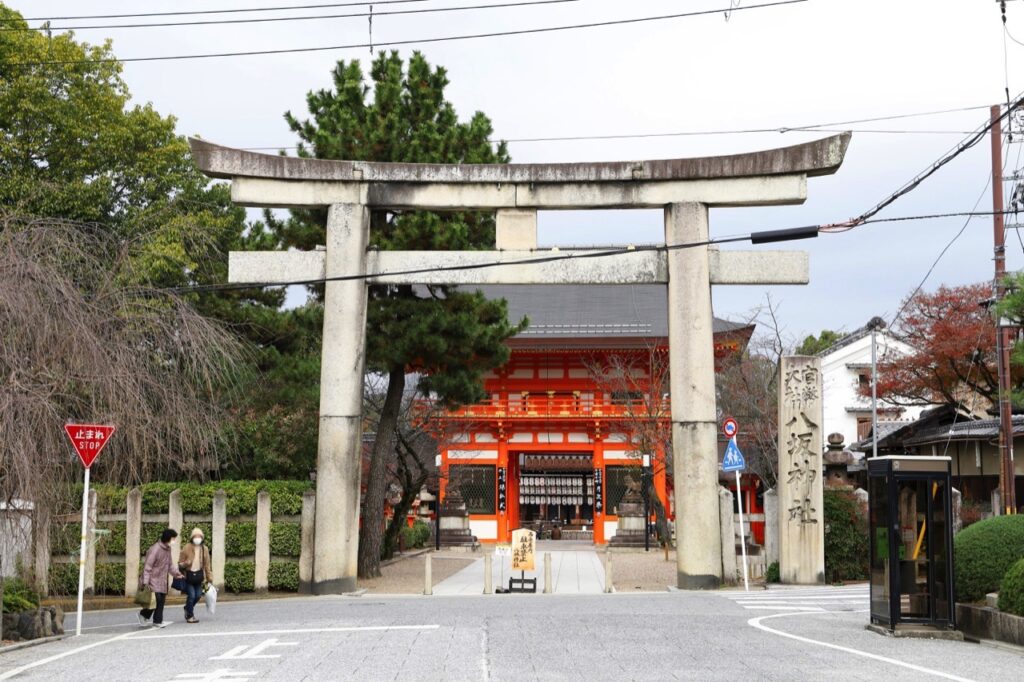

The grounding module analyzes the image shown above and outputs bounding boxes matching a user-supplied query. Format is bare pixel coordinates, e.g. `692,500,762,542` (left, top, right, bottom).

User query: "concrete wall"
819,332,926,449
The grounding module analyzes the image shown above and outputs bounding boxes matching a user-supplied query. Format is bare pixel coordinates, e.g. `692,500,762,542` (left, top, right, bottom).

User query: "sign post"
509,528,537,593
721,424,749,592
63,424,115,636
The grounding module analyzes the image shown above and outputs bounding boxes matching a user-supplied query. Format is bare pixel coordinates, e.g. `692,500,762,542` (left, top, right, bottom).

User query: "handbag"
134,585,154,608
186,570,204,586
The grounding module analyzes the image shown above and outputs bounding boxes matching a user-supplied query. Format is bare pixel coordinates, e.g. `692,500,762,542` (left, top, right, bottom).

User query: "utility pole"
992,104,1017,515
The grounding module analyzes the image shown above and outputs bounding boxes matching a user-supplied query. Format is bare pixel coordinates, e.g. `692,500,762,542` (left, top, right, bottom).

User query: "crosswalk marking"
723,585,869,613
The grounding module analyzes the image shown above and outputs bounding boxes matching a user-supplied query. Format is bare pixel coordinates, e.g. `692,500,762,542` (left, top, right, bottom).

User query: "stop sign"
63,424,116,468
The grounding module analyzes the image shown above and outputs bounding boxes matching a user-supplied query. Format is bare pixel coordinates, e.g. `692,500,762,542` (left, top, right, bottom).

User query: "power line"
821,94,1024,234
141,209,1019,297
235,105,992,150
5,0,428,22
886,141,1009,331
9,0,809,67
6,0,582,32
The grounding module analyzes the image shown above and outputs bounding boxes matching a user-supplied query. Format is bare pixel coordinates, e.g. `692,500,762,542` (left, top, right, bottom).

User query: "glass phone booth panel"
867,455,955,631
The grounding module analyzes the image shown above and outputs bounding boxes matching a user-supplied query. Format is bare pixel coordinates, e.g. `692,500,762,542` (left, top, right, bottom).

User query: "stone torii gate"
190,133,850,593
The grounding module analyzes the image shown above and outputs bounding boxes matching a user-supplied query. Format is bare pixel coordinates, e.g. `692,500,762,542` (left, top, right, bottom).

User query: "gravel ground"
359,550,476,594
607,548,679,592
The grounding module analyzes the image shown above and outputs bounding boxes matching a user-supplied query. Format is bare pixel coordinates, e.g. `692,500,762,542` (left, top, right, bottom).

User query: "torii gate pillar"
665,202,720,588
190,133,850,593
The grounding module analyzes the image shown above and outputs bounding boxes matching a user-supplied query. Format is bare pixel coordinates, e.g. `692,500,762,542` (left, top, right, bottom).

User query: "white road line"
134,624,440,640
747,611,976,682
0,630,140,680
480,623,490,682
741,606,825,611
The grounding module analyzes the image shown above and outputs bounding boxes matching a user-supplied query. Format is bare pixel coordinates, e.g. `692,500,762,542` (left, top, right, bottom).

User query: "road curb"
0,634,67,655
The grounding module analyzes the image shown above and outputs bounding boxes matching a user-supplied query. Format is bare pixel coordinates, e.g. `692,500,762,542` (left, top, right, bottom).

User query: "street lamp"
641,454,651,552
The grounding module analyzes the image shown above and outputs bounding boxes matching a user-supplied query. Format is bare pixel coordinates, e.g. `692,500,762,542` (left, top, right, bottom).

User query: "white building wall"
819,332,928,449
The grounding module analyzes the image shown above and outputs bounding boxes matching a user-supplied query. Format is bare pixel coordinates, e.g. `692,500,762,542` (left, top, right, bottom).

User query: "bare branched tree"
715,295,789,489
582,346,673,545
0,214,248,530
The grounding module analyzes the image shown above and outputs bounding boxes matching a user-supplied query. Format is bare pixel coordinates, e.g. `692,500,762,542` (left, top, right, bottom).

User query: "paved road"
1,588,1021,681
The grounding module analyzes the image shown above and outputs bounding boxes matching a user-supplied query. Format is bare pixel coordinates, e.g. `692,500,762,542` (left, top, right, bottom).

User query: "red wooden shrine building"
429,284,763,546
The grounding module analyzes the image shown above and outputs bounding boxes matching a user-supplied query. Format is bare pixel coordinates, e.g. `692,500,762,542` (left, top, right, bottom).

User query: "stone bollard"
424,555,433,596
125,488,142,597
543,553,552,594
484,553,493,594
254,491,271,593
604,552,613,594
719,486,737,585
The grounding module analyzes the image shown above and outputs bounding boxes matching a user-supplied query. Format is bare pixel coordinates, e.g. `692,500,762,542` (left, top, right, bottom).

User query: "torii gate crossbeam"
190,133,850,592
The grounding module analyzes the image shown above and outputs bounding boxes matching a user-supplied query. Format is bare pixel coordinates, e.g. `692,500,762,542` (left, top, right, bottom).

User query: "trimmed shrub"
48,563,78,596
224,561,255,593
51,523,81,557
999,557,1024,616
270,523,301,558
954,515,1024,603
268,562,300,591
94,563,126,595
823,490,869,582
141,523,166,551
225,523,257,556
2,577,40,614
96,522,127,557
765,561,780,584
83,480,313,516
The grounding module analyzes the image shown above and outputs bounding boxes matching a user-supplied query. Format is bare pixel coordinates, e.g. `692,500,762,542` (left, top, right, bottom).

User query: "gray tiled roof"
903,415,1024,446
473,285,750,339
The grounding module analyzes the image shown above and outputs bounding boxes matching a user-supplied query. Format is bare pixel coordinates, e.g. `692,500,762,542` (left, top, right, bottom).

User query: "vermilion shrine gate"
190,133,849,592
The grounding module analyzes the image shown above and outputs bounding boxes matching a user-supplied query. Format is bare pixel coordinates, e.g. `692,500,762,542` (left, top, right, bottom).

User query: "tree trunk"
357,367,405,579
645,477,672,546
381,472,427,560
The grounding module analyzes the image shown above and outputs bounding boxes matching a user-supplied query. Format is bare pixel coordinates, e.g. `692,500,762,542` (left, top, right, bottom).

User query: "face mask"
192,538,202,545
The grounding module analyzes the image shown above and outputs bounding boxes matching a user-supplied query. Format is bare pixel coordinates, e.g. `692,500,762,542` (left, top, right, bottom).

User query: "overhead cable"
5,0,581,32
144,209,1020,297
9,0,809,67
5,0,429,22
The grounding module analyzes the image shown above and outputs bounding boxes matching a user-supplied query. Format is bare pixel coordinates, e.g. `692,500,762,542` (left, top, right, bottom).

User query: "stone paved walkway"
433,547,606,595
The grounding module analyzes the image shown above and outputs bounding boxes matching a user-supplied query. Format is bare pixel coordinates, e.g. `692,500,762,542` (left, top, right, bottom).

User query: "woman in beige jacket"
178,527,213,624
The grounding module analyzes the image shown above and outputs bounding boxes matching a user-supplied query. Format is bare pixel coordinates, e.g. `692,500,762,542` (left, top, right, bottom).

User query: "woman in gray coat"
138,528,185,628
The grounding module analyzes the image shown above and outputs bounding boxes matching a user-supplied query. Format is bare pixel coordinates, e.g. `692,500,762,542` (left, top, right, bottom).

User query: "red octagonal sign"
64,424,116,468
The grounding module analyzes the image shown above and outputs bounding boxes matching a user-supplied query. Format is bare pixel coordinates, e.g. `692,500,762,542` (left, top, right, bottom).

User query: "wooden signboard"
511,528,536,572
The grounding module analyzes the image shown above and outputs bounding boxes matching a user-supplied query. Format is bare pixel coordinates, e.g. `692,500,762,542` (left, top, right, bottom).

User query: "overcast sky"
13,0,1024,343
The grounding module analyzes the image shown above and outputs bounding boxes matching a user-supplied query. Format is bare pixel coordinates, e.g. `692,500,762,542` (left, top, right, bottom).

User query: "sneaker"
152,621,170,629
137,613,151,627
186,617,199,624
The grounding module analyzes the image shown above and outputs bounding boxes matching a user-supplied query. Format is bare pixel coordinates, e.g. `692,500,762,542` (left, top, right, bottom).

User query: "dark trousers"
140,591,167,624
184,581,203,619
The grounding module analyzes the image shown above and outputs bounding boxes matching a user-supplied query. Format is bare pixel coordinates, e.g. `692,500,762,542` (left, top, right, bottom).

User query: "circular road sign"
722,418,739,438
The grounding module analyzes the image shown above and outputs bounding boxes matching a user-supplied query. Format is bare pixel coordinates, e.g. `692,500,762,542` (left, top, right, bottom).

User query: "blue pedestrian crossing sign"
722,437,746,472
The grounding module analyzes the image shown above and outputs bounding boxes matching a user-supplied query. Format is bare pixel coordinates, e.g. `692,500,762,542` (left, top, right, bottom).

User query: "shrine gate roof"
472,284,750,340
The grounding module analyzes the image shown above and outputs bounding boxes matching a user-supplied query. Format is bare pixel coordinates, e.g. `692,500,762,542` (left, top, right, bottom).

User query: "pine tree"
277,51,526,577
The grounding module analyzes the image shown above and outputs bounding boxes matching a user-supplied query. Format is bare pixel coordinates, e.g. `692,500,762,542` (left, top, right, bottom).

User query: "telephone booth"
868,455,955,631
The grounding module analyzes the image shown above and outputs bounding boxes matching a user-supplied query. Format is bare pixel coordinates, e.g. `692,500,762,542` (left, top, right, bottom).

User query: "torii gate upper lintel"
189,134,850,593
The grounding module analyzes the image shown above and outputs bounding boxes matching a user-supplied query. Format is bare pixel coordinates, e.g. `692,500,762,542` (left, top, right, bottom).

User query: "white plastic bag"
204,583,218,615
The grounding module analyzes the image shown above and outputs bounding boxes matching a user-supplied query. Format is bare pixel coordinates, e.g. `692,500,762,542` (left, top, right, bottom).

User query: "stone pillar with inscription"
777,356,825,584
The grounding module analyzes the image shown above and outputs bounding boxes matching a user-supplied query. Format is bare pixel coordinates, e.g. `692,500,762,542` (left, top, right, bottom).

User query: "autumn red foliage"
875,283,1003,407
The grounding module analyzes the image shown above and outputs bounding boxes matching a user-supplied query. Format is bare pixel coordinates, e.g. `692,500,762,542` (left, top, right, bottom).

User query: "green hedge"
270,523,301,557
823,490,869,582
48,563,79,596
224,560,255,593
94,563,125,595
225,523,257,556
51,523,81,557
955,515,1024,603
999,557,1024,616
268,561,300,591
69,480,312,516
